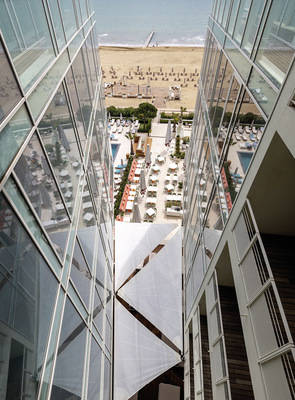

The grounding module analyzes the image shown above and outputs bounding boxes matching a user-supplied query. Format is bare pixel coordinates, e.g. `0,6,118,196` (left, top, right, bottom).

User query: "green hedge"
114,156,134,218
138,118,152,133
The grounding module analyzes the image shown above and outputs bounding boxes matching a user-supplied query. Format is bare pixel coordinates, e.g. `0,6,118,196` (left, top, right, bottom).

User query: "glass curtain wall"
0,1,113,400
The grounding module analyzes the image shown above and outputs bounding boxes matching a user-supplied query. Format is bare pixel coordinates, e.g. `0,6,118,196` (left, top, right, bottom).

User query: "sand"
99,46,204,110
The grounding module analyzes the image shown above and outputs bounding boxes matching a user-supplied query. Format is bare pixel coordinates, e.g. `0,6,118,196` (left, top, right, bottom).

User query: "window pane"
87,337,102,399
0,0,55,91
0,194,58,398
233,0,251,44
0,40,22,123
248,68,277,116
228,0,240,36
71,240,92,308
27,50,70,119
4,178,62,275
51,298,87,399
224,37,251,81
38,82,82,216
59,0,78,41
255,0,294,88
47,0,67,50
241,0,265,56
14,133,70,259
0,106,31,181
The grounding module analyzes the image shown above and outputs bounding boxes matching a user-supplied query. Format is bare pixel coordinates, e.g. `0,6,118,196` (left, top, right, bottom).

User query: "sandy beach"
99,46,204,110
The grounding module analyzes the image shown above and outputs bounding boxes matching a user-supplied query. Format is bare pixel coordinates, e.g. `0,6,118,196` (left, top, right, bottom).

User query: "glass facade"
0,2,113,400
184,0,295,317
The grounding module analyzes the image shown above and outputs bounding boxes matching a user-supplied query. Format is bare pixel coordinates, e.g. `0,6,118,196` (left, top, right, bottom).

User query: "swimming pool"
111,143,120,162
237,151,253,174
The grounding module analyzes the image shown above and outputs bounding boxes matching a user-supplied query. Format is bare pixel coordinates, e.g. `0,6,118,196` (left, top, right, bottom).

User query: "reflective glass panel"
70,240,92,309
93,287,104,334
228,0,240,36
0,106,31,181
14,133,70,259
0,0,55,91
47,0,67,50
0,194,58,399
38,82,82,216
0,40,22,124
233,0,251,44
59,0,78,41
255,0,295,88
72,48,93,133
50,298,87,399
96,234,106,301
87,336,102,400
28,50,70,119
4,178,62,275
65,68,88,151
241,0,265,56
248,68,277,116
103,357,111,400
224,38,251,81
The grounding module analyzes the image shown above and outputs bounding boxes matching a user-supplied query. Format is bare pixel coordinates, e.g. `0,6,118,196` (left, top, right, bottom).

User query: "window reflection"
47,0,66,50
248,68,277,116
14,133,70,258
0,106,31,181
0,0,55,91
0,194,58,399
241,0,265,56
65,68,88,151
38,82,83,216
51,298,87,400
255,0,295,88
70,239,92,308
93,287,104,334
0,40,22,124
59,0,79,40
87,337,102,399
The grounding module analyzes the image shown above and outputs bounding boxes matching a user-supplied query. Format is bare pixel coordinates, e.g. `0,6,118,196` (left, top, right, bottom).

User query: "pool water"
237,151,253,173
111,143,120,162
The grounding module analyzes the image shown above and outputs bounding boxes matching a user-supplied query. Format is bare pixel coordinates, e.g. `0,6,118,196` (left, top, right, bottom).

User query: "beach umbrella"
140,170,147,195
165,120,172,147
172,67,174,73
120,113,122,121
145,144,152,167
108,112,111,120
132,203,142,223
132,115,135,123
58,125,70,152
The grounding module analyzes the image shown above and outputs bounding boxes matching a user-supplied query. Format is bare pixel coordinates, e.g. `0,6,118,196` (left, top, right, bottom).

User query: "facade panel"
0,2,113,399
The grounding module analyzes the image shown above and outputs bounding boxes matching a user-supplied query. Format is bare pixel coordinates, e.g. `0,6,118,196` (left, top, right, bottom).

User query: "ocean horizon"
91,0,212,47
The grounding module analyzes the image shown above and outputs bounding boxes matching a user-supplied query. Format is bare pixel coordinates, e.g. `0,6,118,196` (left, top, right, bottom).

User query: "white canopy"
119,228,183,349
114,300,181,400
115,222,177,290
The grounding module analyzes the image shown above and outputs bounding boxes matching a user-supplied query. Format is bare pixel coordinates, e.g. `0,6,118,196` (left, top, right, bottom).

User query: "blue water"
91,0,212,47
111,143,120,162
238,152,253,174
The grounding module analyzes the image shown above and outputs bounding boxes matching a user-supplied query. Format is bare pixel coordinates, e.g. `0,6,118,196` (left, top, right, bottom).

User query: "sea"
91,0,212,47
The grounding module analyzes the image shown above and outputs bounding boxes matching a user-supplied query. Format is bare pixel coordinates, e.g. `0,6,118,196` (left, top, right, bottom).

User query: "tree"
172,113,179,133
135,103,157,129
76,105,92,129
125,131,136,156
179,106,187,123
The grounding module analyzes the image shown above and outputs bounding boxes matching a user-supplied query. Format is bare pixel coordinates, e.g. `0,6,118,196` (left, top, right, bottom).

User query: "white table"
147,186,158,192
146,197,157,204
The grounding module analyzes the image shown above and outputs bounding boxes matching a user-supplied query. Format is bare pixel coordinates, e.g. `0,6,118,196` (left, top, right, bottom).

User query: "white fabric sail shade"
114,300,181,400
115,222,177,290
119,228,183,349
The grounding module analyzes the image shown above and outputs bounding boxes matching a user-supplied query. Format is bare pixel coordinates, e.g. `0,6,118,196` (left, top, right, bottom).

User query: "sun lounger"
249,133,256,141
239,143,247,149
242,133,248,141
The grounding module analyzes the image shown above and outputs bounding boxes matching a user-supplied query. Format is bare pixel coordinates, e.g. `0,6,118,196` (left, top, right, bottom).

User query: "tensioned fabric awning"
114,300,181,400
115,222,177,290
119,227,183,350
